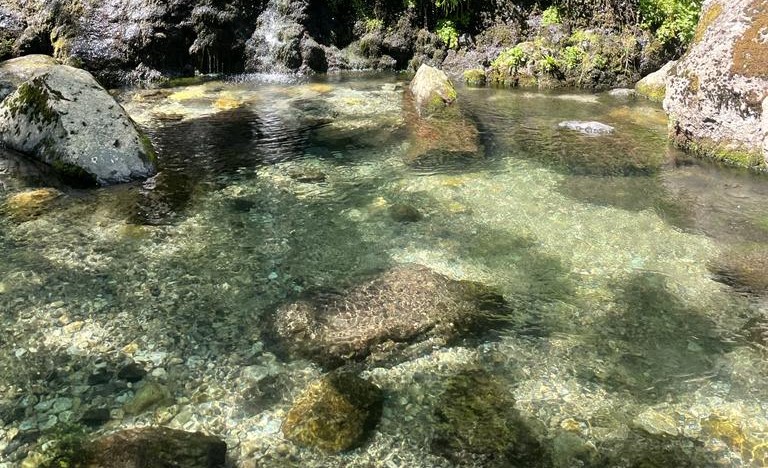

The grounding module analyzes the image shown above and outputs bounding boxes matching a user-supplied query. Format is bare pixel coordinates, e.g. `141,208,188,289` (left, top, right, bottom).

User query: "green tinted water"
2,75,768,466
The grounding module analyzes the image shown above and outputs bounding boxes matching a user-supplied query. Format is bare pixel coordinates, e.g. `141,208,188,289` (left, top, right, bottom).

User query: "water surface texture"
2,75,768,467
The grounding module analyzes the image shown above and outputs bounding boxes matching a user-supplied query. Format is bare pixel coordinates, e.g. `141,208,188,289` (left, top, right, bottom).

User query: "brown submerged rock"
86,427,227,468
269,264,507,367
282,372,383,453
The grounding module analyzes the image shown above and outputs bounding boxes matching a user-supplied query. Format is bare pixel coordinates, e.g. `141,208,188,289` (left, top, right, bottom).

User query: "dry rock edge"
664,0,768,169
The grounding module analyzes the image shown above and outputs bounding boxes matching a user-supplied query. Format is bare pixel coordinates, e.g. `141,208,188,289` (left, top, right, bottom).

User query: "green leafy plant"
561,46,586,70
436,19,460,49
538,54,560,74
541,6,562,26
492,45,528,72
640,0,703,45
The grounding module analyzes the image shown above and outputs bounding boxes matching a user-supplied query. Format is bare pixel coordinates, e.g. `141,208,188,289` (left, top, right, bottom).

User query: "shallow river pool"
2,74,768,467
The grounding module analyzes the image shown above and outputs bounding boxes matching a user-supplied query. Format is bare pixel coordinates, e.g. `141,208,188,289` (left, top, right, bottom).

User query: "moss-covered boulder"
409,64,457,116
0,63,156,185
664,0,768,169
282,372,383,453
635,60,677,102
269,264,507,367
432,370,548,467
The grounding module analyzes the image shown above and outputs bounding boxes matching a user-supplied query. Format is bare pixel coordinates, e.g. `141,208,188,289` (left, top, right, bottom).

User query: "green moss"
27,423,91,468
463,68,486,86
7,79,59,126
674,132,765,170
569,29,600,48
636,81,665,102
138,133,158,164
50,159,98,187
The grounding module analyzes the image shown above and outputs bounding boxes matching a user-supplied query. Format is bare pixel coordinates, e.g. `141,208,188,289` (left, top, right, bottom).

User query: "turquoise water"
2,75,768,466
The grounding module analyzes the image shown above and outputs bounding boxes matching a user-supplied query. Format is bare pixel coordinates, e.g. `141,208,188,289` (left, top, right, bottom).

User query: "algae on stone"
282,372,383,453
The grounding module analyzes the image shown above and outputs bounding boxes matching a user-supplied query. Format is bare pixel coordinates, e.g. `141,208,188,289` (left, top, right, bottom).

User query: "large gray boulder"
664,0,768,169
0,63,156,185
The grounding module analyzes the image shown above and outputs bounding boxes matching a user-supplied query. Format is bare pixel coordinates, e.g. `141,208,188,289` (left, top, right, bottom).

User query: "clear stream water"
2,74,768,466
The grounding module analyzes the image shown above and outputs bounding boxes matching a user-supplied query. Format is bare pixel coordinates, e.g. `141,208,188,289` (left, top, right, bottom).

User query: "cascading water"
245,0,309,74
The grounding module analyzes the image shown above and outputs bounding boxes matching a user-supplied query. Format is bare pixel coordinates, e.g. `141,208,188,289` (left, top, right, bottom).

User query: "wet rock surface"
282,372,383,453
0,61,156,185
269,264,508,367
409,64,457,117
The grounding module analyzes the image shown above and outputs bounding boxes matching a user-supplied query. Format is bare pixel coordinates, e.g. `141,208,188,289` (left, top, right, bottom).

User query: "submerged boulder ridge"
664,0,768,169
0,60,156,186
268,264,507,367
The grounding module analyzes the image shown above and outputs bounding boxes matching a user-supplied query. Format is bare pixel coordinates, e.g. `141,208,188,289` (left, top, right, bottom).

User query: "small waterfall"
245,0,309,73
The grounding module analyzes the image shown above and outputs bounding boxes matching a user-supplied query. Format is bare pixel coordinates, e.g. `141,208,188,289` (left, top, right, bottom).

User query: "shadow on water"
577,271,733,402
125,106,320,225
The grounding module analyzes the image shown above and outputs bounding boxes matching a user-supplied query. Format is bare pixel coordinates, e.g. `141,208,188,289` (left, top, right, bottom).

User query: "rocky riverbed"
1,74,768,467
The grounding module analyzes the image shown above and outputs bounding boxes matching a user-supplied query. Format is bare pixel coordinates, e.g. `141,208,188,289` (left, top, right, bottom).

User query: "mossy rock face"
409,64,457,116
665,0,768,170
282,372,383,453
463,68,487,87
635,60,676,103
432,370,549,467
269,264,508,367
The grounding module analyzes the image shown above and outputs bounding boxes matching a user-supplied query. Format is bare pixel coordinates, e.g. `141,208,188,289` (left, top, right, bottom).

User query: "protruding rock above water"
87,427,227,468
664,0,768,169
282,372,383,453
269,264,507,367
558,121,615,135
405,65,482,164
0,62,156,186
635,60,676,103
409,64,458,116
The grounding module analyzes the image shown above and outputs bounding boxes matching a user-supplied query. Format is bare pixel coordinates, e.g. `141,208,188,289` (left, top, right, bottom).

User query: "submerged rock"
558,120,615,135
608,88,637,99
269,264,507,367
664,0,768,169
635,60,676,103
0,63,156,185
3,187,62,220
709,244,768,294
123,382,171,415
282,372,383,453
409,64,457,116
87,427,227,468
389,203,423,223
432,370,548,467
